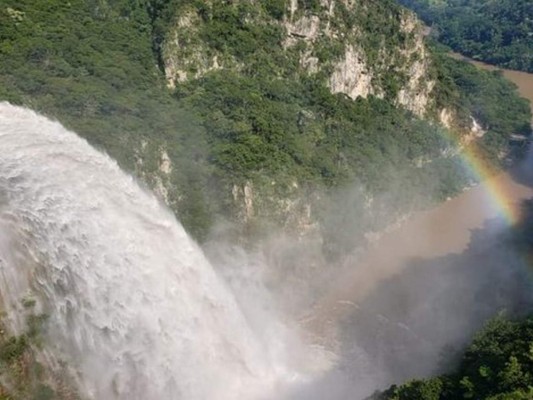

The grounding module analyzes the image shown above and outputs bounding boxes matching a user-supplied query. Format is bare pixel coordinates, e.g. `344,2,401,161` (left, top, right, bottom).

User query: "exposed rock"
162,1,436,115
232,182,255,223
439,108,454,129
289,0,298,19
470,117,486,138
396,58,435,116
134,142,172,206
153,175,170,204
462,117,487,145
244,182,254,219
329,45,374,100
159,149,172,175
300,49,320,73
286,15,321,40
158,1,480,237
163,10,224,88
396,12,436,116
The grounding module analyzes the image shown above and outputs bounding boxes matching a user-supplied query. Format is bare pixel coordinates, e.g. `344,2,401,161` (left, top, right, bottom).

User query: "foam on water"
0,103,290,399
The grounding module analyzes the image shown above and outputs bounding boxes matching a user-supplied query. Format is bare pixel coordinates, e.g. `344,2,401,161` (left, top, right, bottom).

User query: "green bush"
374,315,533,400
398,0,533,72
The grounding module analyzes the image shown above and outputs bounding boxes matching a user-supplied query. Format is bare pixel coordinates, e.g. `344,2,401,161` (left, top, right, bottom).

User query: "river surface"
293,54,533,400
310,55,533,341
450,52,533,114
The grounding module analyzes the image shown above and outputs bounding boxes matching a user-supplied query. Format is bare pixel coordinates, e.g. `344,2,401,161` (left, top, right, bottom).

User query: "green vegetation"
397,0,533,72
371,199,533,400
0,0,530,246
372,315,533,400
179,68,471,244
162,1,530,245
431,49,531,161
0,303,78,400
0,2,531,396
174,38,529,245
0,0,532,393
0,0,214,240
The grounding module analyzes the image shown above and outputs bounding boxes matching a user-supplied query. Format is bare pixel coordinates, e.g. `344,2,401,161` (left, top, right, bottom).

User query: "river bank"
298,54,533,399
308,52,533,347
449,52,533,116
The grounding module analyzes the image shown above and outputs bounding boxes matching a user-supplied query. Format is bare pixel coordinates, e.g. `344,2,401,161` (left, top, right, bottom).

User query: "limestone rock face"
163,10,224,88
329,45,375,100
162,1,437,116
396,13,435,116
157,0,478,239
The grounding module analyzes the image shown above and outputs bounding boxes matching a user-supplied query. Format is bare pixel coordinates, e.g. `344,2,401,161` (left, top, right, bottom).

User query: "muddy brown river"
310,55,533,340
450,53,533,115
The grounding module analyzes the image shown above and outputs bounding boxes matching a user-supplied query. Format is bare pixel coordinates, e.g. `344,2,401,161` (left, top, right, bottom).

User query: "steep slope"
154,0,530,247
0,2,531,397
371,201,533,400
160,0,435,116
397,0,533,72
0,0,529,248
0,0,215,240
372,316,533,400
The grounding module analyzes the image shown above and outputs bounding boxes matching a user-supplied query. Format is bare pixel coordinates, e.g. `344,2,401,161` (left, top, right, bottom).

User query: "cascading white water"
0,102,287,399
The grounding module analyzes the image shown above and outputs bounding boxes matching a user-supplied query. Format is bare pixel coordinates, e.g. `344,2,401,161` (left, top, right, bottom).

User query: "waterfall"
0,103,285,399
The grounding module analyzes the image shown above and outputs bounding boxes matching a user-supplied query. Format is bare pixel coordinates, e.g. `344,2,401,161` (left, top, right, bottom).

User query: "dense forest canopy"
0,0,530,245
397,0,533,72
372,199,533,400
0,1,532,398
372,315,533,400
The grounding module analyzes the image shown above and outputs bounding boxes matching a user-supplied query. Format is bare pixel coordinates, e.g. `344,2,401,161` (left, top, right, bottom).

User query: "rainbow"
449,132,523,226
465,146,519,224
